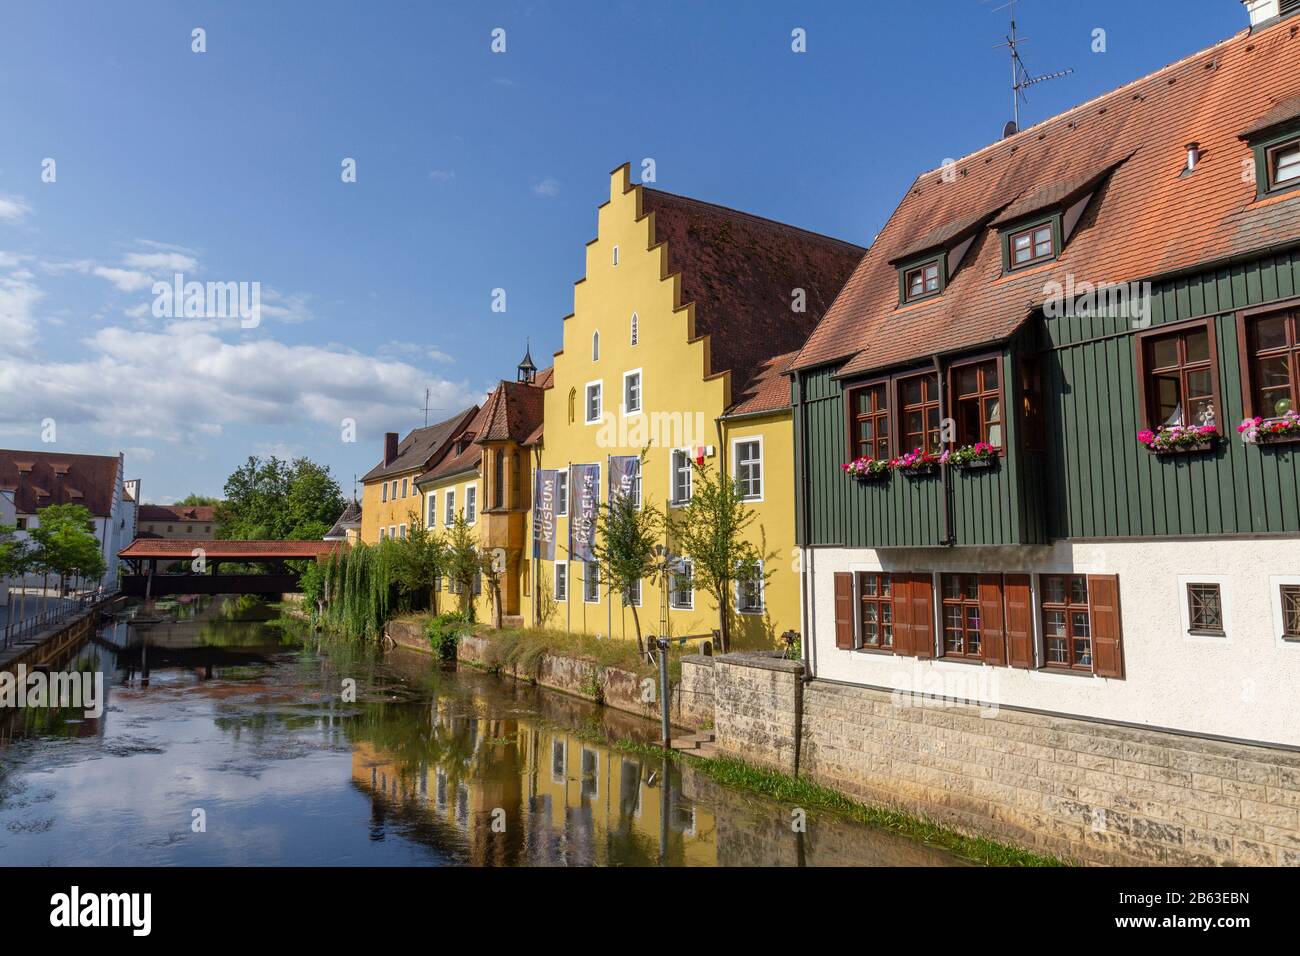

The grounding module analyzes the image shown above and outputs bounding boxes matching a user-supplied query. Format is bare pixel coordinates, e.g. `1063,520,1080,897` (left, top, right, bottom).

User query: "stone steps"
669,731,716,758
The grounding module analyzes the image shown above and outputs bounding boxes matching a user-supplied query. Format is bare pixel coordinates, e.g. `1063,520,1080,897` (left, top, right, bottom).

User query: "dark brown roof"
793,20,1300,378
417,404,490,483
324,498,362,540
139,504,217,523
120,539,344,559
361,406,478,482
726,350,799,417
637,186,865,403
0,449,121,517
477,369,552,444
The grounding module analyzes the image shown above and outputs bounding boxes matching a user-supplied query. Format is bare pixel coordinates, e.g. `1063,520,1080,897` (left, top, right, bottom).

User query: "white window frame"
630,311,638,346
556,469,569,516
444,488,455,527
592,331,600,362
427,493,437,527
583,562,600,604
629,458,642,510
554,562,568,602
381,483,388,503
1176,573,1232,644
622,577,642,608
388,525,396,540
623,368,643,415
465,484,477,524
585,380,602,424
612,245,619,266
735,561,764,614
732,436,763,502
401,478,408,498
1270,575,1300,648
399,523,407,540
669,558,694,610
669,449,693,507
379,527,387,541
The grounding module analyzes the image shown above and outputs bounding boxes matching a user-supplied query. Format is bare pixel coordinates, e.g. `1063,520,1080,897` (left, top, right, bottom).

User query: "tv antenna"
990,0,1073,132
419,387,446,427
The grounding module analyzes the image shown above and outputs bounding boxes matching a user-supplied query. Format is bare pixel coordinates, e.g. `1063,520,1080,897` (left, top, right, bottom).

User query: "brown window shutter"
891,574,914,657
1088,574,1124,679
834,572,854,649
910,573,935,659
978,573,1007,666
1004,574,1034,668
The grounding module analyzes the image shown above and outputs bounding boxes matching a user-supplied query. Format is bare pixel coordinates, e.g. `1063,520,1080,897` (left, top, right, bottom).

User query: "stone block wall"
700,653,1300,866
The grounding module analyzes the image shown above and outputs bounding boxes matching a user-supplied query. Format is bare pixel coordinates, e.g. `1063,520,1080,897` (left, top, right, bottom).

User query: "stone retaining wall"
700,653,1300,867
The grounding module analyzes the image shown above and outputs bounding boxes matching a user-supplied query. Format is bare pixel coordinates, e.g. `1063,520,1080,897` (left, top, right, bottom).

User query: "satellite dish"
1002,120,1019,139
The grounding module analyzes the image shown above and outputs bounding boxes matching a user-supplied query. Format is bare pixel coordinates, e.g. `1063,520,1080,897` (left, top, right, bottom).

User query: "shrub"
425,611,473,661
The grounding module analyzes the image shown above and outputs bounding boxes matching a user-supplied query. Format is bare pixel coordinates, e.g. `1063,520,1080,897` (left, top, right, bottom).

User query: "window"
427,495,437,526
585,382,602,424
398,523,407,540
669,559,693,609
1041,575,1091,670
556,469,569,516
736,562,763,614
592,331,600,362
630,312,638,346
899,373,941,454
941,574,983,659
465,486,477,523
187,525,193,532
554,562,568,602
734,439,762,500
1267,138,1300,192
857,572,893,650
1009,223,1055,268
612,245,620,266
952,360,1003,448
391,480,398,500
584,562,600,603
204,525,211,533
624,370,642,414
1187,583,1225,635
848,382,890,461
473,571,482,596
628,458,642,509
493,449,504,509
379,527,386,541
903,260,940,301
1245,309,1299,419
15,517,25,530
401,478,408,498
388,525,396,540
381,483,388,503
671,449,692,505
623,578,641,607
1282,584,1300,642
444,489,455,526
1141,325,1217,429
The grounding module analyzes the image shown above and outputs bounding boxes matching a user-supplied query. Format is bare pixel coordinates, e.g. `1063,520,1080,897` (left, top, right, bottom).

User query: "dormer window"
1240,105,1300,198
1009,222,1056,269
904,261,941,302
1268,138,1300,191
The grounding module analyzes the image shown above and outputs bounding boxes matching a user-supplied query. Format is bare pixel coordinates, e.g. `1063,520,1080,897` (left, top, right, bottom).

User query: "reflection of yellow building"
348,695,715,866
526,165,864,647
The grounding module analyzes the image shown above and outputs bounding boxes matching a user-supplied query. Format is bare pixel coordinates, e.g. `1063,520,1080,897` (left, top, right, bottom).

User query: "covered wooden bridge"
118,539,345,597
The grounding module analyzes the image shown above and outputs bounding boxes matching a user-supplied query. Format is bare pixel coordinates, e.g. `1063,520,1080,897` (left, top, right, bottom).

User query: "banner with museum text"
608,455,640,503
532,468,558,560
569,463,600,564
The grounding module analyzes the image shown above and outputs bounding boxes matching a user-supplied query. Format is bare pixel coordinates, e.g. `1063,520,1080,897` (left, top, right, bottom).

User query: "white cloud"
428,169,456,183
532,177,561,198
0,322,477,443
123,251,198,272
0,272,42,353
0,195,31,223
92,266,154,292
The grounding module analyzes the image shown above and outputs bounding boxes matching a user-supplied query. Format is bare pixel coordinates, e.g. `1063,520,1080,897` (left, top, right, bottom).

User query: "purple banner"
532,469,558,560
608,455,640,503
569,463,600,564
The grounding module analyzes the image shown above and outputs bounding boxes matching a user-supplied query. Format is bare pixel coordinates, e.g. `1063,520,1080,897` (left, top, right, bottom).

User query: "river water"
0,596,963,866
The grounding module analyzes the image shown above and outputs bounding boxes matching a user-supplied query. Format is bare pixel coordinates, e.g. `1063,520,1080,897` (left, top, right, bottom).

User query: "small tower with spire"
517,339,537,384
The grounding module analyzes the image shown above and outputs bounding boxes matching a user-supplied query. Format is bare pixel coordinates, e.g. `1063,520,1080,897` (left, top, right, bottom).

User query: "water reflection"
0,596,963,867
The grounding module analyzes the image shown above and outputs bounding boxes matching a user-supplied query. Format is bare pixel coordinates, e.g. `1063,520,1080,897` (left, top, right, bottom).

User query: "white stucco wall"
806,538,1300,747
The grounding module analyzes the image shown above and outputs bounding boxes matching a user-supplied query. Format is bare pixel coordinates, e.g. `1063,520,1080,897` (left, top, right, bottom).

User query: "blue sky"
0,0,1245,503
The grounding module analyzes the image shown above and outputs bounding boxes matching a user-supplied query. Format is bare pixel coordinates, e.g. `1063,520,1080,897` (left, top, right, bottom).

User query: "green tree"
591,457,663,657
216,455,344,541
443,511,479,615
392,510,446,614
668,460,768,654
30,503,104,596
175,494,221,507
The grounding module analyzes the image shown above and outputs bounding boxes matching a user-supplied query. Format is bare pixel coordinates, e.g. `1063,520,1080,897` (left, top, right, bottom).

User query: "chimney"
1186,141,1201,173
1241,1,1282,27
384,432,399,466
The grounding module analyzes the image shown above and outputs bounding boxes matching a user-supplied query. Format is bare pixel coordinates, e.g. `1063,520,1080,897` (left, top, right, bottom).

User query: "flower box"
1257,430,1300,446
1238,413,1300,445
900,463,938,478
959,456,998,470
1137,424,1218,455
842,456,891,481
852,471,889,483
1153,439,1215,456
948,442,1000,470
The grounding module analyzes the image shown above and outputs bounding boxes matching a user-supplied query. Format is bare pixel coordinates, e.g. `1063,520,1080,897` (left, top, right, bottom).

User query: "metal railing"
1,588,116,650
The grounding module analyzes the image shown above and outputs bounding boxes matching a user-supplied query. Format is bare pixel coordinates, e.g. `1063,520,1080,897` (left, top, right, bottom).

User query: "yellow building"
526,165,863,649
359,407,477,544
415,360,550,623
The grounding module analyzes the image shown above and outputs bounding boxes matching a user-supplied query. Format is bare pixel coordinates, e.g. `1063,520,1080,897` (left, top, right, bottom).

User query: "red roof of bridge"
119,539,345,560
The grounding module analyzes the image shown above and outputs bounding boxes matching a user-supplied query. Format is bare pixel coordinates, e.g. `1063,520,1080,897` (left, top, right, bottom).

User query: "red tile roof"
119,539,344,559
139,504,217,523
0,449,122,517
636,186,865,403
726,350,799,418
361,406,478,482
792,20,1300,378
418,370,552,483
